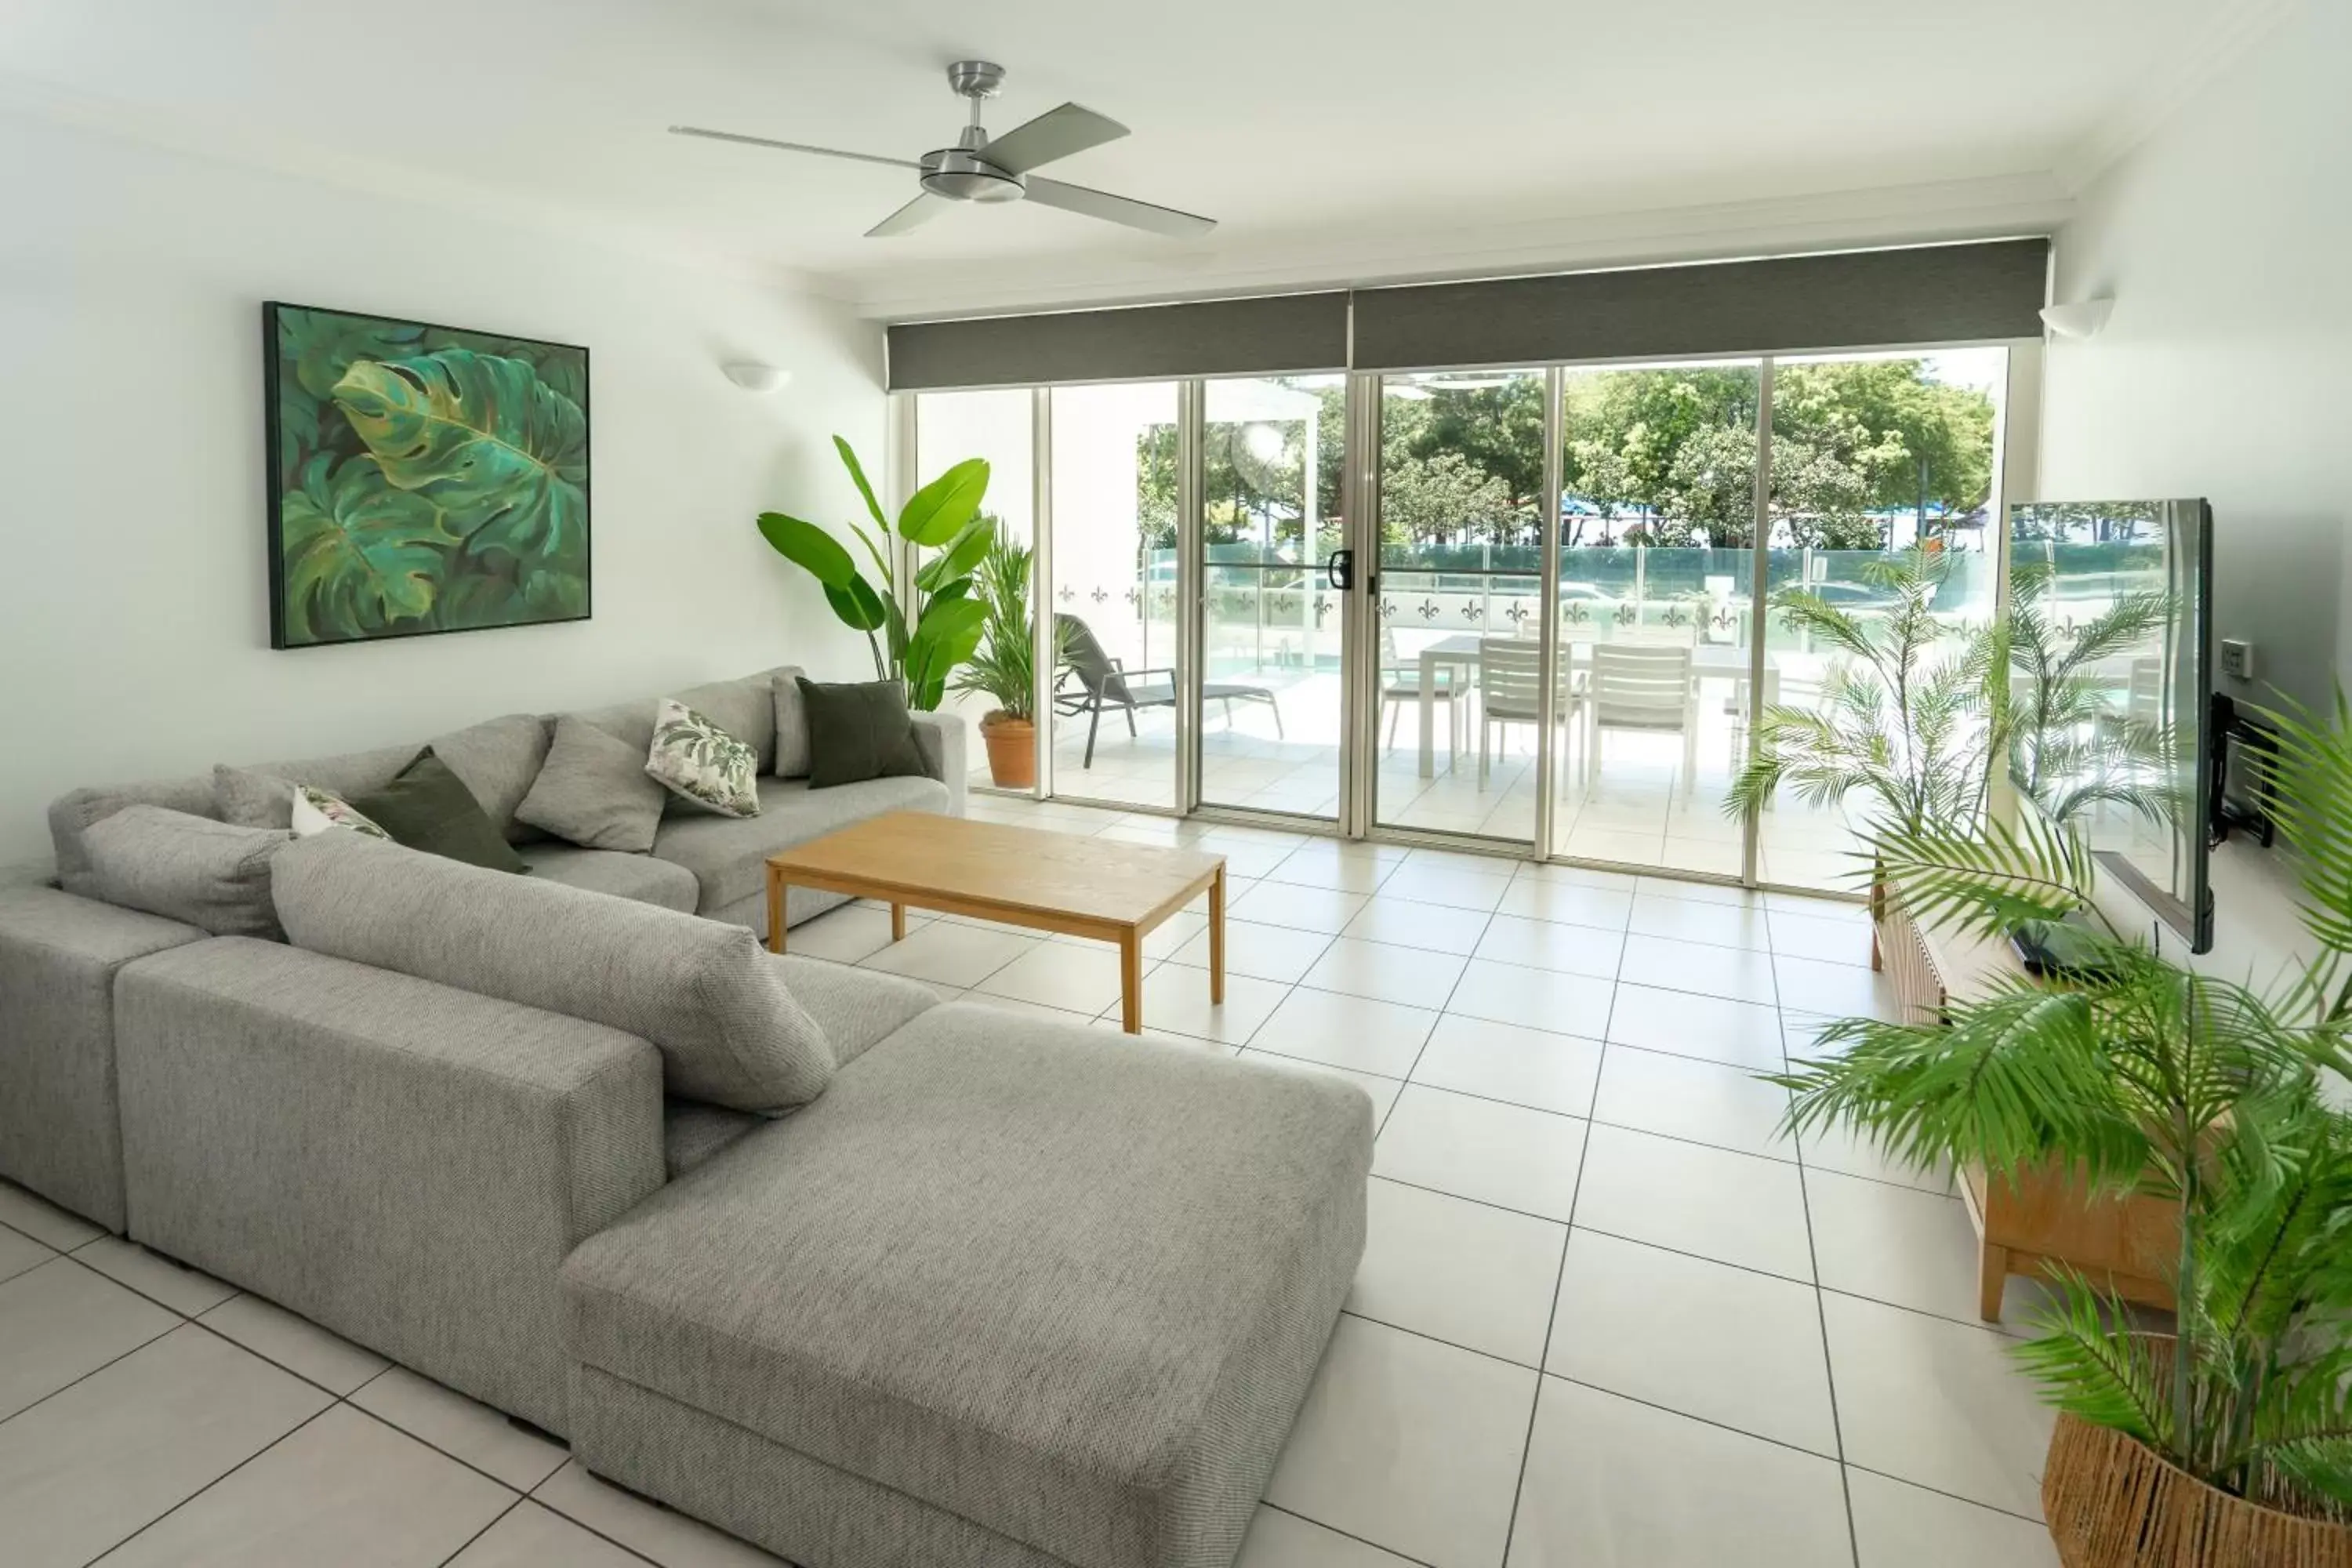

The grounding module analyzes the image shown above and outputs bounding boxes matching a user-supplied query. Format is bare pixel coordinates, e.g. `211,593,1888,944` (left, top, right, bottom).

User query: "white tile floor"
0,796,2060,1568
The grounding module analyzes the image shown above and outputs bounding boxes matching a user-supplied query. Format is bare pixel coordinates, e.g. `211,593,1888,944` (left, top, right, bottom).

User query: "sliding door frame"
899,332,2036,895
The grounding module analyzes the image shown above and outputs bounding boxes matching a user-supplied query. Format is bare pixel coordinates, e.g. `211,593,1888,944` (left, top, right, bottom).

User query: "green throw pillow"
350,750,530,873
799,678,927,789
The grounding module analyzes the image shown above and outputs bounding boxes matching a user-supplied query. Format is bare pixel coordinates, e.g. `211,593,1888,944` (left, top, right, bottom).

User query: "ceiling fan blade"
669,125,916,171
980,103,1128,175
1022,177,1216,238
866,192,949,238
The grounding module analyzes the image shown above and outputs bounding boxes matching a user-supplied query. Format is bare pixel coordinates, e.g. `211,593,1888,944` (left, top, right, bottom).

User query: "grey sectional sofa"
0,678,1374,1568
2,664,958,1231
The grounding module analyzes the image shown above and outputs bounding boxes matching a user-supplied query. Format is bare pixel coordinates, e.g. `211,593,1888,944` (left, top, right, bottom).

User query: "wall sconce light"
722,361,792,394
2039,298,2114,339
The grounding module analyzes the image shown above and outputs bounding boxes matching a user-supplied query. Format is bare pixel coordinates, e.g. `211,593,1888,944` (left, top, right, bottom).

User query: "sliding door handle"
1325,549,1355,591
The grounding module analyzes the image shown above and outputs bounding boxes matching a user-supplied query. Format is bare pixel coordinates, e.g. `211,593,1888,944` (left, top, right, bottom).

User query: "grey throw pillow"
771,670,812,779
800,678,927,789
515,713,670,852
84,805,290,939
272,832,835,1113
427,713,552,842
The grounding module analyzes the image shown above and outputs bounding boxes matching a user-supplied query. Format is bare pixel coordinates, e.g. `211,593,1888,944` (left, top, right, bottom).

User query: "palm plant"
755,438,995,710
2005,561,2176,825
1777,695,2352,1523
1725,546,2005,840
951,535,1063,722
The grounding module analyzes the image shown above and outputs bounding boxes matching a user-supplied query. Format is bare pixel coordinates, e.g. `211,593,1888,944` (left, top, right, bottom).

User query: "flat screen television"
2005,499,2215,953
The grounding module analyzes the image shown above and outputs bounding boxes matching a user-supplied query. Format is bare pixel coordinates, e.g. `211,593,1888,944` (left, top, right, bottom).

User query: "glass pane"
915,391,1033,796
1200,375,1345,818
1047,382,1181,810
1372,370,1547,844
1551,362,1762,875
1757,349,2008,891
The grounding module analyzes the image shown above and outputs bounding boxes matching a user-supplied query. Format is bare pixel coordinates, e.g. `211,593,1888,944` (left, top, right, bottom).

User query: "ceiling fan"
670,61,1216,240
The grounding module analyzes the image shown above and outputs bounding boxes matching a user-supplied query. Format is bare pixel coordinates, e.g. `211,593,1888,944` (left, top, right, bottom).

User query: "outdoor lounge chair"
1053,613,1283,768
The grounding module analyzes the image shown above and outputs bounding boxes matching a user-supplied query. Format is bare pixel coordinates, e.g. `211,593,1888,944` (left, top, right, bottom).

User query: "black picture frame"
263,300,593,650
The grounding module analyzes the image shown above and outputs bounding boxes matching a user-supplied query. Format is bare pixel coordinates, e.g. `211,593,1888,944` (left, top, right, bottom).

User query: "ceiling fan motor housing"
920,137,1025,203
924,62,1022,201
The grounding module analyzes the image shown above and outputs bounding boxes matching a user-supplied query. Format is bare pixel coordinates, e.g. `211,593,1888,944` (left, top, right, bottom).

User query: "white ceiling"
0,0,2287,316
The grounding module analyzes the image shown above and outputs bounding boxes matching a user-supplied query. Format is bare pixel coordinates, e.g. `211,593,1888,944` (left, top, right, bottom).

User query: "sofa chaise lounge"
0,674,1373,1568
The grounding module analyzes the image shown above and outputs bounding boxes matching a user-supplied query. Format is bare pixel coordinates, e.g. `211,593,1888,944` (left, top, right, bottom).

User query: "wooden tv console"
1874,902,2176,1321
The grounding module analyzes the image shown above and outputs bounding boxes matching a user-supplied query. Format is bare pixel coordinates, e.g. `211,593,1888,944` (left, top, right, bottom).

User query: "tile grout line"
1494,898,1624,1565
1782,1000,1866,1568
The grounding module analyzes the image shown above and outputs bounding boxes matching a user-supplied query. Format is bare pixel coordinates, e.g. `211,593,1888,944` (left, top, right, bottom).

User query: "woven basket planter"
2043,1414,2352,1567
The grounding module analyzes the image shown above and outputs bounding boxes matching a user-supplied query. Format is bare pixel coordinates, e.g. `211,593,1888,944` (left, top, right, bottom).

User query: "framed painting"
263,302,591,648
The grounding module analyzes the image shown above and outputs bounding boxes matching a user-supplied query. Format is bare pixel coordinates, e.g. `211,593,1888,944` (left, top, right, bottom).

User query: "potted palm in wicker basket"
1775,698,2352,1566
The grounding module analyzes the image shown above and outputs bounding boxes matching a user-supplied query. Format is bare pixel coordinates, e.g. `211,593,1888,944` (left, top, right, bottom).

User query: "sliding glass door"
1044,381,1182,810
1370,369,1547,848
1548,361,1762,875
1197,375,1347,820
1755,349,2008,889
909,341,2013,892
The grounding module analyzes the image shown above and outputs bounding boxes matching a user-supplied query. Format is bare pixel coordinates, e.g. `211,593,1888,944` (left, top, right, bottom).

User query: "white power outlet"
2220,638,2256,681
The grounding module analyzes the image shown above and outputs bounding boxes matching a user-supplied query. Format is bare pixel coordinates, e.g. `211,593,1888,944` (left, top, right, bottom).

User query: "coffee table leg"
1208,867,1226,1004
891,902,906,942
1120,932,1144,1036
768,871,786,955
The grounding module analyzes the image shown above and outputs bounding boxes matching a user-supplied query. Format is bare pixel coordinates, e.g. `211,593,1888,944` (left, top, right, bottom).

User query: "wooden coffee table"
764,811,1225,1035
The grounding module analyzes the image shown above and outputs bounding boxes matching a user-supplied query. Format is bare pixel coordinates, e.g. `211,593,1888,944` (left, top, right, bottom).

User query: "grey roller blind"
1351,239,2049,370
887,292,1349,390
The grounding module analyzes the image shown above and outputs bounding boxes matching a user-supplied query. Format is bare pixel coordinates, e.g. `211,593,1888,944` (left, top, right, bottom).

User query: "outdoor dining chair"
1475,637,1577,784
1584,642,1699,797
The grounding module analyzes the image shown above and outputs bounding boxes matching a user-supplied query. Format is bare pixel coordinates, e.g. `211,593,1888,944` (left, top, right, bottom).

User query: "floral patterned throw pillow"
290,784,392,840
645,699,761,818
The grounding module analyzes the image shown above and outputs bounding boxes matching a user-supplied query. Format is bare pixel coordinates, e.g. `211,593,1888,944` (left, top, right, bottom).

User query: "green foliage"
269,307,588,647
1725,546,2003,844
950,533,1069,722
754,438,993,710
1774,691,2352,1522
278,454,451,644
2006,563,2177,825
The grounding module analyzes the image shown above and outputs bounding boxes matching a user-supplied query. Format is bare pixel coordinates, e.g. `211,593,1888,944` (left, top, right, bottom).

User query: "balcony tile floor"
0,797,2056,1567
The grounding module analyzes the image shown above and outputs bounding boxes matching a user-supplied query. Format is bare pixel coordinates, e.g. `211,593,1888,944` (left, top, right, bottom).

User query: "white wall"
0,111,887,866
2038,1,2350,718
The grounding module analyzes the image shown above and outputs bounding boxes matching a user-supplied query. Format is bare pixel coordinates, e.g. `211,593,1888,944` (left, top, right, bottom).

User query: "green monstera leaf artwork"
264,303,590,649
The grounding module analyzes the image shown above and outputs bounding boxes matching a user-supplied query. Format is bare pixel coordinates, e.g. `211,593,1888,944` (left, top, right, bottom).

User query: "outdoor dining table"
1415,634,1781,777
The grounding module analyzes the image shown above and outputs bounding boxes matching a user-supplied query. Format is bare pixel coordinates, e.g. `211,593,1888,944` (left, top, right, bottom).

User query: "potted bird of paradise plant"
755,437,995,711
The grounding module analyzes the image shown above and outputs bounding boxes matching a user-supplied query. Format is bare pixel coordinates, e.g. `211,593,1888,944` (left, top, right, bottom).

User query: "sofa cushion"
561,1004,1373,1568
516,714,670,852
652,774,949,913
272,832,834,1113
49,775,220,897
82,806,290,939
768,667,811,779
646,699,760,819
673,676,777,775
348,750,529,874
572,671,781,771
770,953,936,1067
800,678,928,790
518,843,699,912
428,713,552,842
663,1101,759,1179
214,744,421,829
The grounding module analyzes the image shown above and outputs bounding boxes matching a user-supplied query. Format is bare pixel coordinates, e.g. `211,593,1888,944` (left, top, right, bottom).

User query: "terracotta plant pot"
2043,1414,2352,1567
979,713,1036,790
